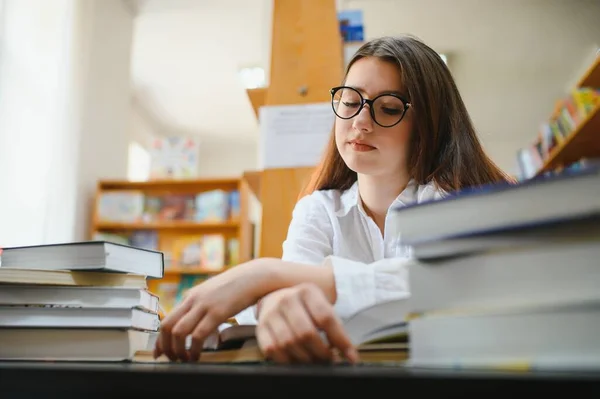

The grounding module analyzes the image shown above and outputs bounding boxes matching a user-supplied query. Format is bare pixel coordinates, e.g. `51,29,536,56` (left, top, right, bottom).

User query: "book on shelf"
96,187,239,224
0,241,165,279
517,69,600,179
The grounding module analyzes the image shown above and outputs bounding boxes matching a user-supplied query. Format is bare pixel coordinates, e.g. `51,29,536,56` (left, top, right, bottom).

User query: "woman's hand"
154,261,271,362
256,283,359,364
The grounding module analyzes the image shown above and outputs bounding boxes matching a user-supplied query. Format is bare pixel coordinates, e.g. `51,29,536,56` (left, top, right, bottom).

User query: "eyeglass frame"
329,85,412,128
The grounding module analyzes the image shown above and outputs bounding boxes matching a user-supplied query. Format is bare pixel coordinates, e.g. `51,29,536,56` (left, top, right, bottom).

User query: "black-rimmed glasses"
330,86,411,127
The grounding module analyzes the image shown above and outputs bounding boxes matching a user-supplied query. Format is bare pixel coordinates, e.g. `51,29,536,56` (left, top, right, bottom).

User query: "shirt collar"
337,178,422,217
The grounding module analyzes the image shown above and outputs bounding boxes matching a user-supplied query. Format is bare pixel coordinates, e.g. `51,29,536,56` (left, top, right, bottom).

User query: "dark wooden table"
1,361,599,397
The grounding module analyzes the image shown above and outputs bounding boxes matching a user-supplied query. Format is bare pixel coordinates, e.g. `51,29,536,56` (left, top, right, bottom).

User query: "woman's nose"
352,104,374,133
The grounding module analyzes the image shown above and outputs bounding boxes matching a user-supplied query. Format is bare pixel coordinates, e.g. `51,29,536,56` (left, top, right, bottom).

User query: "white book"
0,285,159,313
407,231,600,314
391,166,600,245
0,328,156,361
0,306,160,331
0,241,164,279
408,302,600,371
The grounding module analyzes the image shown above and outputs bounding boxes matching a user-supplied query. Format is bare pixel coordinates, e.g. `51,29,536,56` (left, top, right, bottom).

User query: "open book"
136,297,409,364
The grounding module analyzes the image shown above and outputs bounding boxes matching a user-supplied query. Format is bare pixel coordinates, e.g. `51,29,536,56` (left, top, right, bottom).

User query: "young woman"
153,35,511,364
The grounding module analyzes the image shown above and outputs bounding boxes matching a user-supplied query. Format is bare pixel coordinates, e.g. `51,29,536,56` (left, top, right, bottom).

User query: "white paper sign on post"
258,102,334,169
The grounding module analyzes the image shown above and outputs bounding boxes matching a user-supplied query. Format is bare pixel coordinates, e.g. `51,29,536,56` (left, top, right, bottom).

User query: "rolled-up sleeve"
323,256,411,320
234,194,333,325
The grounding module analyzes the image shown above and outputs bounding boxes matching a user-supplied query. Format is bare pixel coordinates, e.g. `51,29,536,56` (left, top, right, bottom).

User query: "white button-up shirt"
234,179,445,324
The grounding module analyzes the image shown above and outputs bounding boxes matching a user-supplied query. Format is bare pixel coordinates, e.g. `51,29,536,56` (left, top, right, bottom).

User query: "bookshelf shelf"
541,103,600,171
95,221,240,231
98,177,241,191
527,55,600,177
90,177,254,315
577,55,600,88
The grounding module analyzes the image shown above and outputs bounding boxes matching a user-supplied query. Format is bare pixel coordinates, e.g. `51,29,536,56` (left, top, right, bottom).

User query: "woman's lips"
348,140,376,152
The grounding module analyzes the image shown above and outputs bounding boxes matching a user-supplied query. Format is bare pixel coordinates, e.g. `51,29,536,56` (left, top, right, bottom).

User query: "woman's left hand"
256,283,359,364
153,260,271,362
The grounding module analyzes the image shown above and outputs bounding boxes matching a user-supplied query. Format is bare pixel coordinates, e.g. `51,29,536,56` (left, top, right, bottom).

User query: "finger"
159,300,192,361
268,308,313,363
187,310,222,362
256,322,288,364
170,304,206,362
153,336,163,359
280,296,332,363
303,290,359,364
263,320,293,364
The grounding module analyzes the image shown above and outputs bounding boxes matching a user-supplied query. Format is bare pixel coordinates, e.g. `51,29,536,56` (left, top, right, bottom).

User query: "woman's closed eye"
379,106,402,115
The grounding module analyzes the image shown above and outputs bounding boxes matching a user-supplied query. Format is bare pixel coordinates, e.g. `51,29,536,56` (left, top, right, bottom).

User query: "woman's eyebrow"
348,85,406,97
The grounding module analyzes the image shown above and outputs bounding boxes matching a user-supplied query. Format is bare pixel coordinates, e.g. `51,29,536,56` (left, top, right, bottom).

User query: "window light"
238,67,266,89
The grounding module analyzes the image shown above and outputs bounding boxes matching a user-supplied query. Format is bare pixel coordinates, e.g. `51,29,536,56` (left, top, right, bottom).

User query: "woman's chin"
343,156,382,176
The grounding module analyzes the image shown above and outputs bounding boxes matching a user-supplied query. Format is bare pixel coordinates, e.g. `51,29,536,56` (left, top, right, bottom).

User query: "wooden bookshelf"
577,54,600,88
95,221,240,231
537,56,600,174
540,103,600,170
90,177,254,312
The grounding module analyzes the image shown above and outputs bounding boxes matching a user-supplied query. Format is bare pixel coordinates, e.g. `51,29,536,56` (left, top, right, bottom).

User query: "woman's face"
334,56,413,178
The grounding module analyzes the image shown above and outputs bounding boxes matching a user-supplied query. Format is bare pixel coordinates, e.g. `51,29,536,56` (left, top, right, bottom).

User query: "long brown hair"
301,35,511,197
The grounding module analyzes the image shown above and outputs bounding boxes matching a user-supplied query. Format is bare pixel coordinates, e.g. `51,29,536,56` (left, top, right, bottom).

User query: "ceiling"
129,0,272,141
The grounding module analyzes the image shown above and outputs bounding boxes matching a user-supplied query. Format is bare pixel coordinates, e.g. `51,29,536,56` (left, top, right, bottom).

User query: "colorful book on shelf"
516,86,600,178
96,190,145,223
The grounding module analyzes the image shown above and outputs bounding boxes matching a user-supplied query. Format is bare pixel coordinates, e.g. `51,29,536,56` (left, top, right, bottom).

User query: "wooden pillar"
255,0,344,258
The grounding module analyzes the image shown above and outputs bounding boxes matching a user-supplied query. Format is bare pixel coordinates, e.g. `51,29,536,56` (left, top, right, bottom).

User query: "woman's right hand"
255,283,359,364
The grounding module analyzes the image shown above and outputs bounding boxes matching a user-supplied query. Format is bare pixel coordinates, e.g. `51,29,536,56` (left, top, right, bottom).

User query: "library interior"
0,0,600,394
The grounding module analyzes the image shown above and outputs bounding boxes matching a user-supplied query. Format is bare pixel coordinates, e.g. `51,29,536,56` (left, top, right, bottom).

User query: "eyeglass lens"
332,87,406,127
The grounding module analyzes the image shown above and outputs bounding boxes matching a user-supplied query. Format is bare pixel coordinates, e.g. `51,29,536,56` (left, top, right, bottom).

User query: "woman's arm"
253,258,337,311
251,256,410,364
234,194,335,324
255,256,410,320
253,193,410,321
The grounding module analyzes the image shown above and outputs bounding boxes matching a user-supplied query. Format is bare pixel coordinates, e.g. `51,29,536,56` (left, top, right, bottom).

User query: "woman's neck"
357,173,410,235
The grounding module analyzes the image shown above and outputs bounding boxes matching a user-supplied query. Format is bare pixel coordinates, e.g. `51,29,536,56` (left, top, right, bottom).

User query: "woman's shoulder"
294,184,358,218
416,179,447,202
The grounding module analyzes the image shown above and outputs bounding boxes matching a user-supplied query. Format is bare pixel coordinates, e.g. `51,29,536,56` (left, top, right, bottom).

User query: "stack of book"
0,241,164,362
392,166,600,371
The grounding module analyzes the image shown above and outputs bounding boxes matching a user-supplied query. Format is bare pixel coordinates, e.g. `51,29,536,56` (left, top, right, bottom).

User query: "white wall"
72,0,134,240
0,0,133,246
